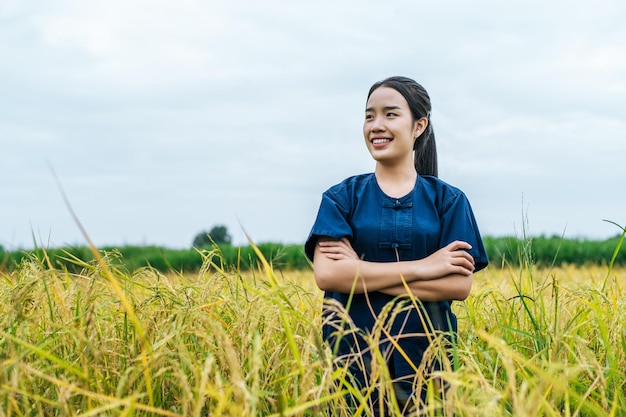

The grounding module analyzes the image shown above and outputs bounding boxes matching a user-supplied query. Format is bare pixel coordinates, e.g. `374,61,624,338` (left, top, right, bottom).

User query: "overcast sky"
1,0,625,250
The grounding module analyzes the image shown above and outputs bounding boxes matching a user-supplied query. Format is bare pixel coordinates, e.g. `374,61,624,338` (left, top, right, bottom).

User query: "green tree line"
1,235,625,273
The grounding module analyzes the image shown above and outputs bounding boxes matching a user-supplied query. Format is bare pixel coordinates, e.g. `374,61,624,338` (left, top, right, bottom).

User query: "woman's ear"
413,117,429,140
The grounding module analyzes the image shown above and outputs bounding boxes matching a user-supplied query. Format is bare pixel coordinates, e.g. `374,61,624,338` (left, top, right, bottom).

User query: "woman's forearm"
313,253,420,293
313,237,475,294
377,274,473,301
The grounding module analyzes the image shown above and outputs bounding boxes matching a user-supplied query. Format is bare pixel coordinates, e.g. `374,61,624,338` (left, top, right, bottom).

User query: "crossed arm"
312,237,475,301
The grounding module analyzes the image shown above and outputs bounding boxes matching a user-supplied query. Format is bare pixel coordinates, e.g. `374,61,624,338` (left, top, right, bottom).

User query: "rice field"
0,245,624,416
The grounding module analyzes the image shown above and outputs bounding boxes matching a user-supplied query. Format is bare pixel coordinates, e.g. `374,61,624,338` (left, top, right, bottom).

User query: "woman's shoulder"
417,175,468,208
321,173,376,209
326,172,376,194
418,175,464,195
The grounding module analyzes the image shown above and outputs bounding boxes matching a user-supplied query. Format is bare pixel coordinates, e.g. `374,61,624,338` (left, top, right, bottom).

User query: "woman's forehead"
366,87,409,109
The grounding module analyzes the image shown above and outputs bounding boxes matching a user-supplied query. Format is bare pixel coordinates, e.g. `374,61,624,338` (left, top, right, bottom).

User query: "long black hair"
367,76,438,177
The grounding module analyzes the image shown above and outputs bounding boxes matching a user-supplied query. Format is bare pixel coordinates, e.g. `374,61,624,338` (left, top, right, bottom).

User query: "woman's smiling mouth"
371,138,393,146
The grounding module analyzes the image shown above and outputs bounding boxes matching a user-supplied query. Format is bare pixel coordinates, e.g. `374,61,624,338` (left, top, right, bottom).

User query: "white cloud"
1,0,625,249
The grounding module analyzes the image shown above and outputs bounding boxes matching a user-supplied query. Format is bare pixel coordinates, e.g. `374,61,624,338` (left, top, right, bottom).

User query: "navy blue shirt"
305,173,488,385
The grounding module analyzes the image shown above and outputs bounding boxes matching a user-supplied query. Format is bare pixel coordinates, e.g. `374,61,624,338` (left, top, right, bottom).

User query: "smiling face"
363,86,427,167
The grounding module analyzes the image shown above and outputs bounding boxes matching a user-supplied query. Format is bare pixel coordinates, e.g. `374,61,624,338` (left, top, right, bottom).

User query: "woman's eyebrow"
365,105,402,112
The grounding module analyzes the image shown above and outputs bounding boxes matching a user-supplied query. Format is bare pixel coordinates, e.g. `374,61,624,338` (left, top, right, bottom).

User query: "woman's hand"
312,237,475,295
317,237,360,260
416,240,475,280
318,238,474,279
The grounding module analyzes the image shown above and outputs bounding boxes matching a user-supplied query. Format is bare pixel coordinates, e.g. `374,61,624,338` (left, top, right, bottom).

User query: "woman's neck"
374,162,417,198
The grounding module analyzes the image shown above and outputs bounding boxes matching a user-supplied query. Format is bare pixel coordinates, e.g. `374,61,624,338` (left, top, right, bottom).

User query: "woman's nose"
371,117,385,131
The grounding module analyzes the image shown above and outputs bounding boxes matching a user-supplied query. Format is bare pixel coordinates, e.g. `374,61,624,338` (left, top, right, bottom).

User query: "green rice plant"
0,243,350,416
4,234,626,276
0,231,624,416
459,231,625,416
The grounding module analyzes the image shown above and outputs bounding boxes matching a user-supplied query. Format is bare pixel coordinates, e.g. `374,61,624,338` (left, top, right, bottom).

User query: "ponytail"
413,121,438,177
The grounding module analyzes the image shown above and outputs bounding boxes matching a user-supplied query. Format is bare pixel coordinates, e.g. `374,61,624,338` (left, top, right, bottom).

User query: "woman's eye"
365,114,374,120
387,112,397,117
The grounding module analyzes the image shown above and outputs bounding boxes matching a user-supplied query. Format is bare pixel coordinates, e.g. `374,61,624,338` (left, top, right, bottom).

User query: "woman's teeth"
372,138,391,144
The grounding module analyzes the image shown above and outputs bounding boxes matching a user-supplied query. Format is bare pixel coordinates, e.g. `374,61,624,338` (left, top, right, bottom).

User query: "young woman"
305,76,488,415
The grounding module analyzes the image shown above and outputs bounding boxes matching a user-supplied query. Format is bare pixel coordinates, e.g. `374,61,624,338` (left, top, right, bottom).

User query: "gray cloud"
2,0,625,249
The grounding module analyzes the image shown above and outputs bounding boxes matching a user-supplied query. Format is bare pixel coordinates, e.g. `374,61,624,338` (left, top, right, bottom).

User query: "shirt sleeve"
304,189,354,262
439,192,489,272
